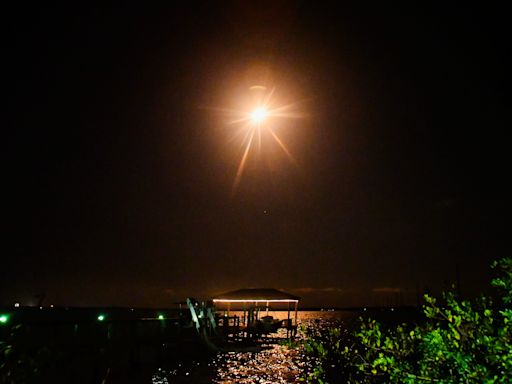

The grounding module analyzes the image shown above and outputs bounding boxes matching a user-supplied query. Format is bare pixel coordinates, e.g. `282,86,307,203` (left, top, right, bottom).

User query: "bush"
301,258,512,383
0,325,53,383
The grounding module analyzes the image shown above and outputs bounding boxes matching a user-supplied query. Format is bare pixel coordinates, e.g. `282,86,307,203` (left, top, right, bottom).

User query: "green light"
0,314,9,324
158,314,165,320
97,314,105,321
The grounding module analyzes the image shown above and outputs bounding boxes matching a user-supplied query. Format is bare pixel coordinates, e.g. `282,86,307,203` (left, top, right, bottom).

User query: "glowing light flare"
0,314,9,324
250,107,268,124
97,314,106,321
206,85,307,193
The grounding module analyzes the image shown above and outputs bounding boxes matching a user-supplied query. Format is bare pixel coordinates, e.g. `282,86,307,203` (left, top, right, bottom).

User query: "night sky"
4,2,507,307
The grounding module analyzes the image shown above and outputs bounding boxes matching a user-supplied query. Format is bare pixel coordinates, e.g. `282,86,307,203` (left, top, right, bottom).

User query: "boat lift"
212,288,300,338
186,288,300,350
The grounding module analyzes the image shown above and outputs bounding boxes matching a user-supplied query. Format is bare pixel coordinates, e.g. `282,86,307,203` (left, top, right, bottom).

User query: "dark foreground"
0,307,419,383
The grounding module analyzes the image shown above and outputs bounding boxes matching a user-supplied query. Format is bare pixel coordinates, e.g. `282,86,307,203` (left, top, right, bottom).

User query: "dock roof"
212,288,300,303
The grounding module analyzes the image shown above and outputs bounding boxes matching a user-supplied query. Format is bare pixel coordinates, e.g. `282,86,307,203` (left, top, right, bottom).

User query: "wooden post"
287,301,291,337
294,301,298,326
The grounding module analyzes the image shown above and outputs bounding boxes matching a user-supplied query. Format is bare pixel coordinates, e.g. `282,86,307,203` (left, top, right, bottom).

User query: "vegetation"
0,325,52,383
0,323,107,383
301,258,512,383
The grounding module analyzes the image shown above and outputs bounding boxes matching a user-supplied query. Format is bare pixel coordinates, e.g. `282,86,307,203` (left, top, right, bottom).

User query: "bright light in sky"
250,107,268,124
206,84,307,193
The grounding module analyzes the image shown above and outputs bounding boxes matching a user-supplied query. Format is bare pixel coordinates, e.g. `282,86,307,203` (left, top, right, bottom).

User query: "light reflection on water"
152,311,356,384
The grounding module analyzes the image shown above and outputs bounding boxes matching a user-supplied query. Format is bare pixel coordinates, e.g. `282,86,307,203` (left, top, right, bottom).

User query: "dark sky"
4,2,508,307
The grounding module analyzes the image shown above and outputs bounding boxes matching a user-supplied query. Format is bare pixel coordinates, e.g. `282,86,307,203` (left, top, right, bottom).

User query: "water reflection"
152,311,354,383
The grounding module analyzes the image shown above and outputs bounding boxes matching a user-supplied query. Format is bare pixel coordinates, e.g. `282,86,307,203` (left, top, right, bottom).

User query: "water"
151,311,358,383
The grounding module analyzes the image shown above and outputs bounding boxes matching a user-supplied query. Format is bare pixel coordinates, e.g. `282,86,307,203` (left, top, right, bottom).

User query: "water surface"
151,310,357,383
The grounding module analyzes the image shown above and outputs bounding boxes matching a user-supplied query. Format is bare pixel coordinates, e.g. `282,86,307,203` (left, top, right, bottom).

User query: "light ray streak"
268,112,306,119
265,97,313,113
226,126,247,145
257,125,262,153
269,128,296,164
262,87,276,107
232,128,255,193
238,123,254,149
228,116,252,125
226,121,253,146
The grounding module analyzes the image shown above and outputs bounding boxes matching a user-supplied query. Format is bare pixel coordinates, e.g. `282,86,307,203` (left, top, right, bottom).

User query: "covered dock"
212,288,300,337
